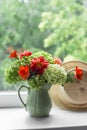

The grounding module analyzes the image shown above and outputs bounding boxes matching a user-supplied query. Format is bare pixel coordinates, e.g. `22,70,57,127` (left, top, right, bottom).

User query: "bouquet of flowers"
5,50,68,89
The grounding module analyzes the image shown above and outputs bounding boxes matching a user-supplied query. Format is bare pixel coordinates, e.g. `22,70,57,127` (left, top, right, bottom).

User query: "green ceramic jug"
18,85,52,117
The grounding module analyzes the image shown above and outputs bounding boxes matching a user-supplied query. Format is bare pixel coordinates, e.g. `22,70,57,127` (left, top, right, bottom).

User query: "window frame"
0,91,27,107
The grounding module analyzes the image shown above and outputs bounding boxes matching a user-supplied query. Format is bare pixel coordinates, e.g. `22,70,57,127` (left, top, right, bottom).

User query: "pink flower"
20,51,32,59
54,57,62,65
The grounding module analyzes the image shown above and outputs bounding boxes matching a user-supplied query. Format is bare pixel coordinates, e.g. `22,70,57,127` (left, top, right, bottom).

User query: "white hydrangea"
43,64,67,85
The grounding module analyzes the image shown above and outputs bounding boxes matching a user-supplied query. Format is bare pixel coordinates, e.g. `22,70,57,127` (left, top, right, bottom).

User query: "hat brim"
49,61,87,111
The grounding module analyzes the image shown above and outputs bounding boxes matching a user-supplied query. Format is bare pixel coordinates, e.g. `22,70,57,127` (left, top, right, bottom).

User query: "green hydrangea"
28,75,46,89
5,60,22,84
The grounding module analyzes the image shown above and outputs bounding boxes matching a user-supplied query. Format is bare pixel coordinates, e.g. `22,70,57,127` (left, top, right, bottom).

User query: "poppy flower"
30,56,49,75
18,66,30,80
9,50,18,58
20,51,32,59
75,66,83,80
54,57,62,65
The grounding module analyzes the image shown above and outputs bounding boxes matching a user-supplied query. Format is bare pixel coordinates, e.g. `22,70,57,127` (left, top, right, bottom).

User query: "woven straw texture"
49,61,87,111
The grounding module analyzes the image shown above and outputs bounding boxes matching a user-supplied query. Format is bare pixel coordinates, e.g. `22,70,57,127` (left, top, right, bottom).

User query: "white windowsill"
0,91,27,107
0,106,87,129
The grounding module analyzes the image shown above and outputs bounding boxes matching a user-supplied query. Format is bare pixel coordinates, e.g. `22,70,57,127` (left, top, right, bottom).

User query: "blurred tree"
39,0,87,62
0,0,50,51
0,0,50,90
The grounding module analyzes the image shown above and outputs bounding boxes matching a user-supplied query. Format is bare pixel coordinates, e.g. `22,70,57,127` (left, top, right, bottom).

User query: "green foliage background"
39,0,87,61
0,0,50,90
0,0,87,90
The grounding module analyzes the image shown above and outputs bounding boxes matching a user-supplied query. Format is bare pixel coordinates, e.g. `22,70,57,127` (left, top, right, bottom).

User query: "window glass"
39,0,87,62
0,0,50,91
1,0,87,91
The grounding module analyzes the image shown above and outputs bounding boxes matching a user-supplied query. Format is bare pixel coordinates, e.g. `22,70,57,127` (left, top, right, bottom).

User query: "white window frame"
0,91,27,107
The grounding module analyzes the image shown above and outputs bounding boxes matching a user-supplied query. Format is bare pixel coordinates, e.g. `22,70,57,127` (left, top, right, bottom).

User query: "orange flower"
75,66,83,80
20,51,32,59
18,66,30,80
9,50,18,58
54,57,62,65
30,56,49,75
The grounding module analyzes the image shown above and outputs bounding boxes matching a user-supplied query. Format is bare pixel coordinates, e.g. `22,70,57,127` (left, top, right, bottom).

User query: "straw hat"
49,61,87,111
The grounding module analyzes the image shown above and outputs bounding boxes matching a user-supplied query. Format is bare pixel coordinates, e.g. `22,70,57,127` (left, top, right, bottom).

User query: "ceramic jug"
18,85,52,117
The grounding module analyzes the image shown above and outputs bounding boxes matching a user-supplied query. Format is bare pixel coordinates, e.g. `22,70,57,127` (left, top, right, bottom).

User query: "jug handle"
18,85,30,108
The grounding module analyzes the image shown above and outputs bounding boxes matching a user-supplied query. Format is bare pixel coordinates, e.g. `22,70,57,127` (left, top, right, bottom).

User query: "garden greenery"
0,0,87,90
39,0,87,61
0,0,50,90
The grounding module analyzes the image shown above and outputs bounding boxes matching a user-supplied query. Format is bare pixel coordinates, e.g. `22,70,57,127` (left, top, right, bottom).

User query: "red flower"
54,57,62,65
9,50,18,58
30,56,49,75
18,66,30,80
75,66,83,80
20,51,32,59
